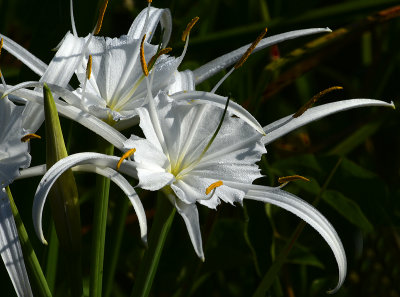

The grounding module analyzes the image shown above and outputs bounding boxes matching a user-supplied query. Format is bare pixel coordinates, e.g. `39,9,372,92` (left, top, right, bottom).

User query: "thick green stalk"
43,84,82,297
104,197,130,297
131,192,176,297
89,139,114,297
6,187,52,297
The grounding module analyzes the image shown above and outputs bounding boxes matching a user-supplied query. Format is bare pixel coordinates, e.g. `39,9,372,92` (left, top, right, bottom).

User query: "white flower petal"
172,91,265,135
22,32,86,133
168,195,204,260
225,182,346,293
168,70,195,95
192,28,331,84
1,85,127,151
73,164,147,243
263,99,395,145
0,98,30,187
32,152,139,243
0,33,47,77
127,7,172,47
0,189,33,297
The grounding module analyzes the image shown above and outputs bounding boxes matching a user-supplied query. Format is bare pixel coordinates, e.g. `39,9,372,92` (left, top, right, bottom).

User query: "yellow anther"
147,0,152,2
293,86,343,118
0,38,3,56
94,0,109,35
182,17,199,42
86,55,93,80
21,133,41,142
140,34,149,76
278,175,310,184
234,28,268,69
205,180,223,195
116,148,136,170
148,47,172,69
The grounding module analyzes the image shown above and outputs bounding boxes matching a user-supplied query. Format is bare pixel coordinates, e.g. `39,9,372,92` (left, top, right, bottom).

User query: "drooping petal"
0,33,47,77
172,91,265,135
225,182,346,293
32,152,139,243
1,85,127,151
262,99,395,145
0,188,33,297
73,164,147,243
192,28,331,84
127,7,172,47
167,193,204,260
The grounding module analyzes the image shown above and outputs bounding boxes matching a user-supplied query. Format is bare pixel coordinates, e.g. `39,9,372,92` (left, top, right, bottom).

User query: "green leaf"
322,190,373,232
328,121,381,156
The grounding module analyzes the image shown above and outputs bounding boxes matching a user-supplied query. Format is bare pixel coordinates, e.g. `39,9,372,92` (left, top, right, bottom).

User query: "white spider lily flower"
0,97,33,297
31,88,393,293
66,6,178,129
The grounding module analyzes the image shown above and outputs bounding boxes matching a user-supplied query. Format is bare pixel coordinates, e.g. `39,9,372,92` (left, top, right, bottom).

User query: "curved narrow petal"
32,152,139,243
22,32,86,133
0,189,33,297
0,33,47,77
262,99,395,145
17,165,47,180
73,164,147,243
225,181,346,293
192,28,331,84
171,91,265,135
127,7,172,47
167,194,204,260
1,85,127,151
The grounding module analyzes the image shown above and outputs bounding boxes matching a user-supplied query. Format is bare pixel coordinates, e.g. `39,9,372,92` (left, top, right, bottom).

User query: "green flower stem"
131,191,176,297
6,187,52,297
45,222,58,293
89,139,114,297
104,196,130,297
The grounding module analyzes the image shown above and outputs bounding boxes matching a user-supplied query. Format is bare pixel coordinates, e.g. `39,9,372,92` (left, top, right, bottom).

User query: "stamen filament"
206,180,223,195
148,47,173,70
278,175,310,184
116,148,136,170
21,133,42,142
94,0,109,35
293,86,343,118
182,17,199,42
86,55,93,80
234,28,268,69
140,34,149,77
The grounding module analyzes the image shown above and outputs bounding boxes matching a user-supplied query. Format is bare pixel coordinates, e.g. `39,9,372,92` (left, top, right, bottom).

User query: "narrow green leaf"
328,121,381,156
322,190,373,232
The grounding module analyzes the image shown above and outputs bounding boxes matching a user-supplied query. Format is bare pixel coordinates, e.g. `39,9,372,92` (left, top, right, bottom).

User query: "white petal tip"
325,27,332,33
141,235,148,247
326,286,341,294
200,256,205,262
390,101,396,109
42,238,48,245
